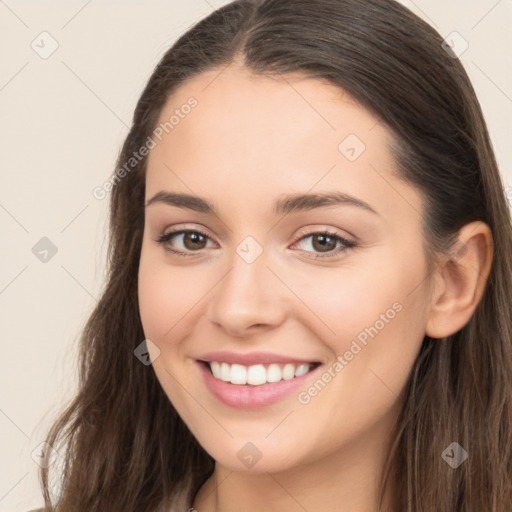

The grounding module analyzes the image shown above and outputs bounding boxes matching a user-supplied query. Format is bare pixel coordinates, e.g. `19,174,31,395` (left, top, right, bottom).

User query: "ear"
425,221,493,339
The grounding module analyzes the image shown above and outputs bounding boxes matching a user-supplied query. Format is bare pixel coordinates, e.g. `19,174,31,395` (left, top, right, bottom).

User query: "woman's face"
138,64,432,473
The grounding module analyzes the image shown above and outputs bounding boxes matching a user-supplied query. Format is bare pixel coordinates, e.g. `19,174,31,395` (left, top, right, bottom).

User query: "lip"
196,359,323,409
198,351,320,366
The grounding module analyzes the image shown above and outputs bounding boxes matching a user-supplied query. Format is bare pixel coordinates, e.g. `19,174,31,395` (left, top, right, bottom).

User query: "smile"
196,359,323,409
201,361,321,386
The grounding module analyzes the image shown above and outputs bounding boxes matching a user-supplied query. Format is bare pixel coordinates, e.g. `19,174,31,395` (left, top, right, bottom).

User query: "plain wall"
0,1,511,510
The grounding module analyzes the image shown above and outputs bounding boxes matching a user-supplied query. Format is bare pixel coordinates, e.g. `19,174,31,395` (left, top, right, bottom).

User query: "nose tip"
207,255,286,337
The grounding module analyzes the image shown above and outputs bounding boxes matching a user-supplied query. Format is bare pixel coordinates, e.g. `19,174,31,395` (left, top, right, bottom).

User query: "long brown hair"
39,0,512,510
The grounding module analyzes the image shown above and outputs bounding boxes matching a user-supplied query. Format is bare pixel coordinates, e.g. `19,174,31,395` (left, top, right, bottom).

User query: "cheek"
137,249,204,342
137,254,205,404
138,265,170,340
314,249,428,406
137,263,169,372
293,275,427,457
295,244,428,397
289,255,413,346
327,241,428,342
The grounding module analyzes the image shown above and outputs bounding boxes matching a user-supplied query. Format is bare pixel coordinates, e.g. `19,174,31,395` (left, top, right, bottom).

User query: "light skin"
137,63,493,512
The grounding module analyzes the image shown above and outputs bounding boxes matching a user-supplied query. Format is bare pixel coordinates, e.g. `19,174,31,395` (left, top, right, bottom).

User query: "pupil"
315,234,335,252
186,232,205,249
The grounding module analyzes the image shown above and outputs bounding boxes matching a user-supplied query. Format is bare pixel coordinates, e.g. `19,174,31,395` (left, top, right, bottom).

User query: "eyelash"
154,228,356,260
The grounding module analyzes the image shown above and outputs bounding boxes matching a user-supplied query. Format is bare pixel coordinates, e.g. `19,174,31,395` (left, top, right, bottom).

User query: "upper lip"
198,351,320,366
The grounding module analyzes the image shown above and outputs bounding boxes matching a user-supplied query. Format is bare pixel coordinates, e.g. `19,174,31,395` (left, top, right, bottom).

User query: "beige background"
0,1,511,510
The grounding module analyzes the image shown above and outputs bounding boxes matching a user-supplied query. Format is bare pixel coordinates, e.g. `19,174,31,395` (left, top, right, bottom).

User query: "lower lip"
197,361,321,409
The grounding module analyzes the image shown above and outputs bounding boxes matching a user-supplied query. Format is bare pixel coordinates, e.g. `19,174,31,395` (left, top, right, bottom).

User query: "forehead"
145,64,423,225
153,64,381,158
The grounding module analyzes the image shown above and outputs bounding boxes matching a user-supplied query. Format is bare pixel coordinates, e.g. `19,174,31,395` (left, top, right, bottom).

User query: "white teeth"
207,361,316,386
266,363,282,383
230,364,247,385
247,364,267,385
294,363,310,377
220,362,231,382
282,363,296,380
210,361,221,378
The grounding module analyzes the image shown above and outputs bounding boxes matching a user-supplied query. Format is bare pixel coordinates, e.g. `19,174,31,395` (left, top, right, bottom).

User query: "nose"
207,247,288,338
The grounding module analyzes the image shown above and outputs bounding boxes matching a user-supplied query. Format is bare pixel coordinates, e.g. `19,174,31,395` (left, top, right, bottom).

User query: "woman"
35,0,512,510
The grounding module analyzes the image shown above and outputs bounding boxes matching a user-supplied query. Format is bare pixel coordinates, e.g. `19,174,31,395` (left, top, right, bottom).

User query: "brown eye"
181,232,208,250
292,231,356,259
311,233,338,253
155,229,213,256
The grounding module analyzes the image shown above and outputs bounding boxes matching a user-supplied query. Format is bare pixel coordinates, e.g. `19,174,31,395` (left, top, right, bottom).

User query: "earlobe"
425,221,493,339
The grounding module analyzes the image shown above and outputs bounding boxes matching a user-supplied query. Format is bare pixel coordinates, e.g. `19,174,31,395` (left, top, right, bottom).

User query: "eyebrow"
145,190,379,216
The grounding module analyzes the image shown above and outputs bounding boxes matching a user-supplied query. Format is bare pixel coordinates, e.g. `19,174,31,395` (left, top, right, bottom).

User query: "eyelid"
157,223,216,242
294,225,356,243
157,223,354,243
154,224,356,259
